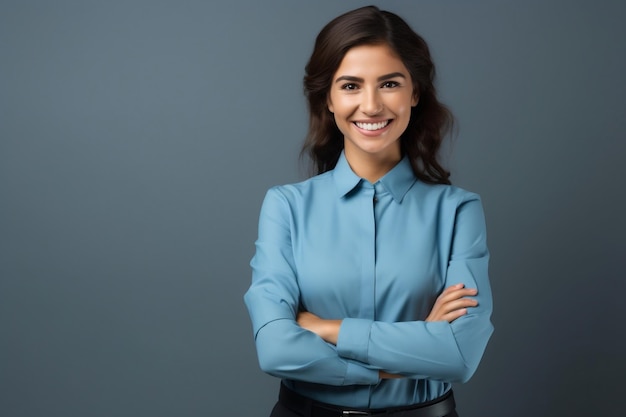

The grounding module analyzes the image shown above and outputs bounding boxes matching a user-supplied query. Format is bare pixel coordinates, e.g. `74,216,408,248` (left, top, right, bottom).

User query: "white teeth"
355,120,390,131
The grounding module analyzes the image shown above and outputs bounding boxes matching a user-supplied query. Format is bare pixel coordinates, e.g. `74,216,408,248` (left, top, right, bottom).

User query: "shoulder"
264,171,334,204
410,181,482,208
409,183,488,241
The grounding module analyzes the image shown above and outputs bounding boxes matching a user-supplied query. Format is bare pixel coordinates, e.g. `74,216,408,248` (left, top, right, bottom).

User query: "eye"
340,83,359,91
381,81,400,89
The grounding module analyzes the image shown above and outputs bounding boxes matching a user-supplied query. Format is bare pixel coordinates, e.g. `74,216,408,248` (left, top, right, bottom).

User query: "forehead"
334,44,409,77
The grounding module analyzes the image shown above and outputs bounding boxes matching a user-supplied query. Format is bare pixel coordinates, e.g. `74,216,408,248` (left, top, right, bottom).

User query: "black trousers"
270,403,459,417
269,388,459,417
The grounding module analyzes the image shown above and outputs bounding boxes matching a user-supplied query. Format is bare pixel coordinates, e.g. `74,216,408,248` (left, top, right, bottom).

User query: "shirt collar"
332,151,417,203
332,152,362,198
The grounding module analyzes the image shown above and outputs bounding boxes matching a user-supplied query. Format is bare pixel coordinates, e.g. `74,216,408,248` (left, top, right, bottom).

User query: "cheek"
331,113,347,134
387,95,412,115
395,103,411,118
332,104,352,124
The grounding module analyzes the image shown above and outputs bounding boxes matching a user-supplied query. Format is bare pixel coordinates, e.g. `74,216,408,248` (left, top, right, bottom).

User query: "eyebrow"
334,72,407,84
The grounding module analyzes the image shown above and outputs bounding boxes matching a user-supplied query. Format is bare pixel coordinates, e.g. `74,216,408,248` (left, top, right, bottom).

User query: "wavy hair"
302,5,453,184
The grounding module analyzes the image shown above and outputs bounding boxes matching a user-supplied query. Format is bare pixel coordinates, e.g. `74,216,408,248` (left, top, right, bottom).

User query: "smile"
354,120,391,131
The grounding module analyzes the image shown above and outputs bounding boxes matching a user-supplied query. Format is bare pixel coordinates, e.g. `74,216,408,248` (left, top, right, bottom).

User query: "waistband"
278,384,456,417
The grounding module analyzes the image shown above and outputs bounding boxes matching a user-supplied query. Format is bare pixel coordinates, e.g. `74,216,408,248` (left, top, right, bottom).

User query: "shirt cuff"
337,318,372,363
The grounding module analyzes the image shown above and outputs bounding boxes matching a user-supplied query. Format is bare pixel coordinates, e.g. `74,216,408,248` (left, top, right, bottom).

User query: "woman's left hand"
297,311,342,345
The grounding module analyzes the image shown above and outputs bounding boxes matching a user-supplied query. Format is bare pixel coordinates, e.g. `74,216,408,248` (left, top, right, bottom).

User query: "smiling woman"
244,5,493,417
327,44,418,182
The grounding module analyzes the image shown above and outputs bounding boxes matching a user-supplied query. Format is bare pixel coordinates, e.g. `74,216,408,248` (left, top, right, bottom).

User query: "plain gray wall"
1,1,625,416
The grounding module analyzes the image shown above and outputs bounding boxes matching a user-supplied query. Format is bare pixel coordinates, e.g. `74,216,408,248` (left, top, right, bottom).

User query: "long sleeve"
244,187,380,386
336,196,493,383
244,153,493,407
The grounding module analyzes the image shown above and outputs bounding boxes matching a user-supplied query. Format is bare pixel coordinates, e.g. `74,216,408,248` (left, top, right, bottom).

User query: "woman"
244,5,493,417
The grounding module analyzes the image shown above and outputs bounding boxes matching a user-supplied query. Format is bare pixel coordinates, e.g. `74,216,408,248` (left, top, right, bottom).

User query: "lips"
354,120,391,131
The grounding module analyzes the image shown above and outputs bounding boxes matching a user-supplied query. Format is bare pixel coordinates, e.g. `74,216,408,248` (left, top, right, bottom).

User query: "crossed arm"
297,283,479,379
246,188,493,385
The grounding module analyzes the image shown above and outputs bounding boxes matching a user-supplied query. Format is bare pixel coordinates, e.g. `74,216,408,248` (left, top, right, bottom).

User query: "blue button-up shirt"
244,152,493,409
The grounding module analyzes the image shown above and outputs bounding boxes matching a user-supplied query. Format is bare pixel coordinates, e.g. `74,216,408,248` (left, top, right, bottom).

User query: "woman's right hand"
425,283,478,323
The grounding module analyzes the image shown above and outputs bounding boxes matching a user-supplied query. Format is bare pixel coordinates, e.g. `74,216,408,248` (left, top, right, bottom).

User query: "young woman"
244,6,493,417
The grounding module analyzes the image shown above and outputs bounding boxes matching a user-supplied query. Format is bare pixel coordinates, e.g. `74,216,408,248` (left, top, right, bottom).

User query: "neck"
344,147,401,183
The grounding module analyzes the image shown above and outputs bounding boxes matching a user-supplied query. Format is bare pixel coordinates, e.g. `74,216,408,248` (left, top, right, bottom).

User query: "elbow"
258,358,278,377
428,349,480,383
256,346,284,377
448,319,494,383
254,325,298,378
449,363,476,384
250,318,310,379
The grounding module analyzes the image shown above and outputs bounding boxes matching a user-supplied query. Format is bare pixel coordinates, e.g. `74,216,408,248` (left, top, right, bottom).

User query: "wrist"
322,319,342,345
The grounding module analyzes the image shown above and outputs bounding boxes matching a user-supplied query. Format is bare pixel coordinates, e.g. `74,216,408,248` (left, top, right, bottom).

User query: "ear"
327,94,334,113
412,91,420,107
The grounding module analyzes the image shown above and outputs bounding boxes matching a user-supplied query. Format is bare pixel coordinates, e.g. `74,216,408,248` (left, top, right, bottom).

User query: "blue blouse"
244,152,493,409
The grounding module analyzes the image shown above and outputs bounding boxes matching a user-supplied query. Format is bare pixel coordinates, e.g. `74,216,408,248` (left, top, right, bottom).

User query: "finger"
436,288,478,304
447,283,466,290
441,308,468,323
438,298,479,314
428,299,477,321
439,284,477,297
440,283,465,295
426,303,470,323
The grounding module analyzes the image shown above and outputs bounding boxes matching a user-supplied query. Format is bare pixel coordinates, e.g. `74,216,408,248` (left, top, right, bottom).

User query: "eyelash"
381,81,400,89
340,81,401,90
340,83,359,91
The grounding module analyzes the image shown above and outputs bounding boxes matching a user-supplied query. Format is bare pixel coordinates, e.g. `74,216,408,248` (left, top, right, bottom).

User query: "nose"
360,88,383,115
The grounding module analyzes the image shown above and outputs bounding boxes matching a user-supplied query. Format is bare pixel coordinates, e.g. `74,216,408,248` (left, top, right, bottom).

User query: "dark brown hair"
302,5,453,184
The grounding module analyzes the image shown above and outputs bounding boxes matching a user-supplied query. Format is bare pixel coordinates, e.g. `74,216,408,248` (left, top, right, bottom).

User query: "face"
327,43,418,166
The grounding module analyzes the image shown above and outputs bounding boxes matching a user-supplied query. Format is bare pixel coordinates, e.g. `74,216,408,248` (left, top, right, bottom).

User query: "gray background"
1,1,625,416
